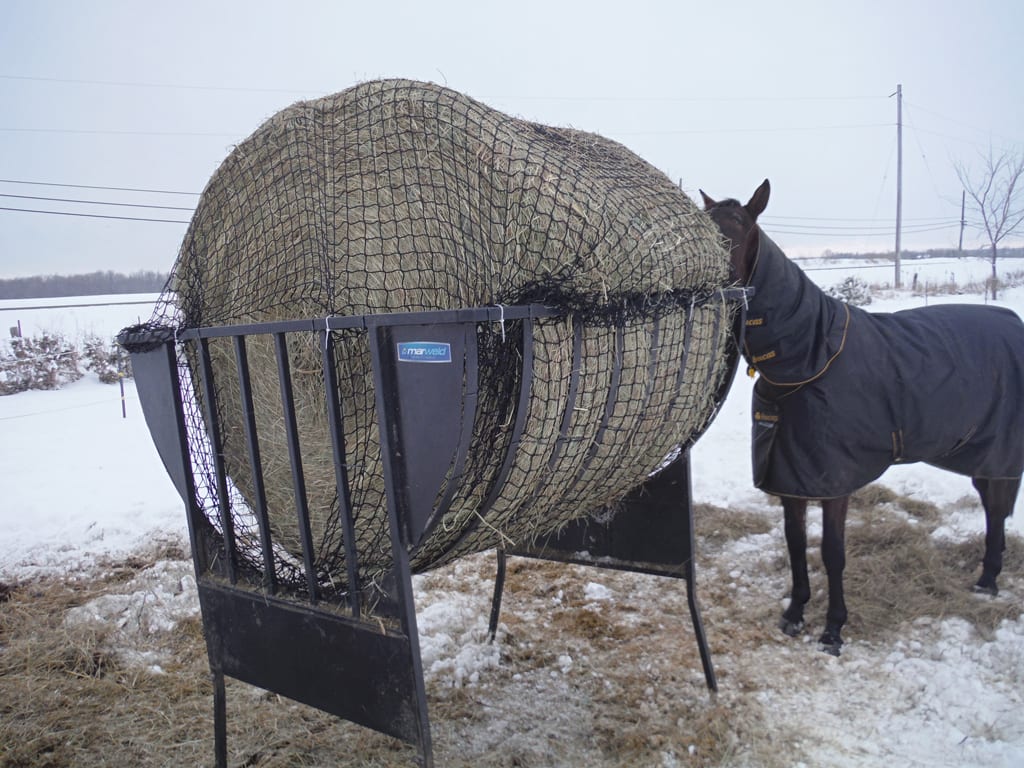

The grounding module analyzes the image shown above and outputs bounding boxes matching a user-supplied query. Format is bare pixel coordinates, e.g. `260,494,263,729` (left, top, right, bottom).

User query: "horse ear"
699,189,716,210
745,178,771,220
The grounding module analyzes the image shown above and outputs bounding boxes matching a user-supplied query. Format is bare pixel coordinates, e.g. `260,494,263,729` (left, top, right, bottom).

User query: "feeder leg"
212,669,227,768
488,549,507,642
687,578,717,692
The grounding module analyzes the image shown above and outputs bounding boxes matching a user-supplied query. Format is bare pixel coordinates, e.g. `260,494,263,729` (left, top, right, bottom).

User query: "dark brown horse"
701,179,1024,654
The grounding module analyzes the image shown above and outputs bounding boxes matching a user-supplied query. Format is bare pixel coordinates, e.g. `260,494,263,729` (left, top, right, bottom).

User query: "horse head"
700,178,771,284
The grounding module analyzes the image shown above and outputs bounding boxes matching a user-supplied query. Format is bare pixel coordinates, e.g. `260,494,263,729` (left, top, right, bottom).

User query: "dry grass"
0,557,743,768
693,502,774,549
844,505,1022,640
2,487,1021,767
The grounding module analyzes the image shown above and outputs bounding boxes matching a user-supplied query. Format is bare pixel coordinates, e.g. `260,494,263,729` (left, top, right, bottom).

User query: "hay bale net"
133,78,739,597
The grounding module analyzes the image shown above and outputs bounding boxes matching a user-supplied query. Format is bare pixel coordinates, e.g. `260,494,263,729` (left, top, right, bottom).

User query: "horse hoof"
778,617,804,637
972,582,998,597
819,641,842,657
818,630,843,656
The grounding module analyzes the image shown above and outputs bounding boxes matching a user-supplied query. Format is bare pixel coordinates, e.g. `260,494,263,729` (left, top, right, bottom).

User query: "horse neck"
743,230,849,383
732,225,759,287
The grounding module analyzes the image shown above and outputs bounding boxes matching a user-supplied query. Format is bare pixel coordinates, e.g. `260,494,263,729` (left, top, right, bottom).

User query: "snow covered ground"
2,257,1023,766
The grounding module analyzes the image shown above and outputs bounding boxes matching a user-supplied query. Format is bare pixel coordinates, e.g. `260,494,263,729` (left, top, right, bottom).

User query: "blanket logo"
397,341,453,363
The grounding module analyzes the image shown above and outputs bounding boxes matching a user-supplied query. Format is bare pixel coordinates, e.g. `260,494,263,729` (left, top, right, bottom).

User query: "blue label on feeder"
397,341,452,363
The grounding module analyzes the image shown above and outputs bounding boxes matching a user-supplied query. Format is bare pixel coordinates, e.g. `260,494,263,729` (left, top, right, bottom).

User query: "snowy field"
2,256,1023,766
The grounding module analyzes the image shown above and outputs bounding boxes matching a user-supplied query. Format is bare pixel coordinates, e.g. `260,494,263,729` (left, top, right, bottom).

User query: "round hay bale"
163,79,736,592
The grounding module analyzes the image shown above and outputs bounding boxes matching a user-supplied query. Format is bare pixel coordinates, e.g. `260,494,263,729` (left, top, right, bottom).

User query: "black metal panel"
512,454,695,575
198,582,428,745
127,342,192,505
372,322,476,549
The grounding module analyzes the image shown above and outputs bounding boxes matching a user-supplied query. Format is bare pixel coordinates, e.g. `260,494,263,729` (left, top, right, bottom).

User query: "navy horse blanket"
745,230,1024,499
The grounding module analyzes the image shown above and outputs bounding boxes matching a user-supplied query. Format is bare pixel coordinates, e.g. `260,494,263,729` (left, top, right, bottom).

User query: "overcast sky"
2,0,1022,279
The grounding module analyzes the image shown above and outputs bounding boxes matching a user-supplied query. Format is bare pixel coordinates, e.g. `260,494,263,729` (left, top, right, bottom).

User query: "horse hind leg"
971,476,1020,596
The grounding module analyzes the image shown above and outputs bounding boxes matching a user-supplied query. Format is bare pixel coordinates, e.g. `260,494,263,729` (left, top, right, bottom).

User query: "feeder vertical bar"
197,337,239,584
641,314,662,405
451,314,536,554
522,315,584,503
548,316,584,469
488,548,507,642
612,314,662,451
668,300,697,416
212,668,228,768
321,328,362,618
701,301,726,390
367,323,434,767
592,323,626,454
565,321,625,486
273,331,320,602
232,334,277,594
680,450,718,692
420,323,479,536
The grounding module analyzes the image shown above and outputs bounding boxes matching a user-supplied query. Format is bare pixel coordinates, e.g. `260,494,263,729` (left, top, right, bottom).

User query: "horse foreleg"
971,476,1020,596
779,497,810,637
819,496,849,655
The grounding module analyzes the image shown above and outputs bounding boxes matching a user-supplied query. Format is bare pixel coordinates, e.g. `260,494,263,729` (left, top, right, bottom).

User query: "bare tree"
955,146,1024,300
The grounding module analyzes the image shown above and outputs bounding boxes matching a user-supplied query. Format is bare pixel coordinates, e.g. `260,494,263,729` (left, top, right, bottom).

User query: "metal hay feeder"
119,293,745,767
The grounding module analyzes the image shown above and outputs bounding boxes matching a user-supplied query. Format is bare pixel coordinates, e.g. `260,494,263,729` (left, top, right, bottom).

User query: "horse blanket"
744,229,1024,499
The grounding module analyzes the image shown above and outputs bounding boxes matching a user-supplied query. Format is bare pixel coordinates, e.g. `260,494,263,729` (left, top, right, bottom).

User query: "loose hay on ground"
0,556,764,768
844,506,1022,639
6,486,1021,768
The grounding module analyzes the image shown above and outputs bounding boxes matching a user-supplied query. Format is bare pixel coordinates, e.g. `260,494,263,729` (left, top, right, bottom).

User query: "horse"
700,179,1024,655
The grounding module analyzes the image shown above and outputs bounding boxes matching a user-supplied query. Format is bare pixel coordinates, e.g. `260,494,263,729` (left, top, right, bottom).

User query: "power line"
610,122,892,137
761,214,951,223
2,121,895,140
770,222,959,238
3,74,887,104
801,259,966,273
2,177,953,225
0,178,199,196
3,177,958,228
0,198,959,236
0,126,243,138
763,218,956,231
0,299,157,312
0,206,188,224
0,193,194,212
903,100,1024,146
0,73,314,96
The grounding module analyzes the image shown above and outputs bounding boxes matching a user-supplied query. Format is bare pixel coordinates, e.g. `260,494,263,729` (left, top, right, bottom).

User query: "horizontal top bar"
124,288,754,344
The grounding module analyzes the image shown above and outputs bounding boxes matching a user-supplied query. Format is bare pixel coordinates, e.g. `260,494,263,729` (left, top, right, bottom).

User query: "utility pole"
892,83,903,288
958,189,966,253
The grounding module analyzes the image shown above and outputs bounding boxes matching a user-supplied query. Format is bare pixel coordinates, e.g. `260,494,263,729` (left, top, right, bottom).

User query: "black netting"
126,79,740,602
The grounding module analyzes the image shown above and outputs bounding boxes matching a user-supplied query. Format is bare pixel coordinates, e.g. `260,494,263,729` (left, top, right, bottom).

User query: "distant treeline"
822,246,1024,261
0,270,168,299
